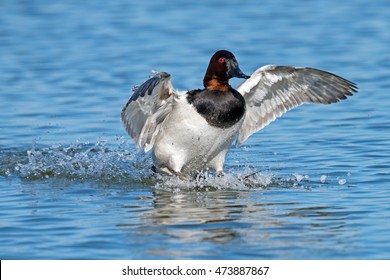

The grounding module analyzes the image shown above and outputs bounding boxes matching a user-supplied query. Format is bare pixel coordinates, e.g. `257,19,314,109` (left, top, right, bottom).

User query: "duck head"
203,50,250,91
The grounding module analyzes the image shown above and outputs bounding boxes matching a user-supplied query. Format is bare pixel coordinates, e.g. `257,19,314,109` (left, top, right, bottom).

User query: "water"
1,0,390,259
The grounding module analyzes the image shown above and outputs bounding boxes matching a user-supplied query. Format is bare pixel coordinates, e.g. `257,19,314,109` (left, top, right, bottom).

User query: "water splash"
9,138,151,182
1,140,275,189
0,138,351,190
154,167,274,192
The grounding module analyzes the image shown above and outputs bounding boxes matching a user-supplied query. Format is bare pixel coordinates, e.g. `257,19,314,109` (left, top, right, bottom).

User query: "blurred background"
1,0,388,147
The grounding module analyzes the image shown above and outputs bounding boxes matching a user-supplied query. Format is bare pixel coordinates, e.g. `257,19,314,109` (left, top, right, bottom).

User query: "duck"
121,50,357,179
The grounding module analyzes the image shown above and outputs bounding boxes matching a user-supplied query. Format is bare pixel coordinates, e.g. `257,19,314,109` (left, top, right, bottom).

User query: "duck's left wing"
121,71,175,152
236,65,357,146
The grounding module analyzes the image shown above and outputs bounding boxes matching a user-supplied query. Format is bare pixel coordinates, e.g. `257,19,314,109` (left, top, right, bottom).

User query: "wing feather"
236,65,357,146
121,72,174,151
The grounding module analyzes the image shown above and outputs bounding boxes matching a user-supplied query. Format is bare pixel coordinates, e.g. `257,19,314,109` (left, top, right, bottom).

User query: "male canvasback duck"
121,50,357,179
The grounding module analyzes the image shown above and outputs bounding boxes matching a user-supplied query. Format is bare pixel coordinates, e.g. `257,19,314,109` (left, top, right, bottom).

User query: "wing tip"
337,78,358,102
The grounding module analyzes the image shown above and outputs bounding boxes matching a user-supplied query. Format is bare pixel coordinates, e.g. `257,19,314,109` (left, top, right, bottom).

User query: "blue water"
1,0,390,259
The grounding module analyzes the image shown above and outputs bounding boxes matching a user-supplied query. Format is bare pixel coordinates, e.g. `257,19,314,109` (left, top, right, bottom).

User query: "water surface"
1,0,390,259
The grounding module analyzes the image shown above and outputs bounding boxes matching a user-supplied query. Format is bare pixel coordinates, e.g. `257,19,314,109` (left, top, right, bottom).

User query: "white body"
152,94,243,176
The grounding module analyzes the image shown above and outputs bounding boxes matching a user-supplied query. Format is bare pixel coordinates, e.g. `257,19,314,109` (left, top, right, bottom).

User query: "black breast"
187,88,246,128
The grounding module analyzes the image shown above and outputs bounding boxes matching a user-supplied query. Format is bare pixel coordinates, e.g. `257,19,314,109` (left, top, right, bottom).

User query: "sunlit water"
1,0,390,259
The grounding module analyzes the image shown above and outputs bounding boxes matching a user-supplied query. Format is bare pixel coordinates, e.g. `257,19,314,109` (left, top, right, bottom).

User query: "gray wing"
121,71,175,151
236,65,357,146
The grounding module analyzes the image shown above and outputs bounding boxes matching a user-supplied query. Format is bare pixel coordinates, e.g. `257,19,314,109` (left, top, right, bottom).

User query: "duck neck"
203,76,230,92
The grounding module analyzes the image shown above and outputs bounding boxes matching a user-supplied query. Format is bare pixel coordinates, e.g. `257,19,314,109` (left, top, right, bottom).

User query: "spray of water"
0,137,349,190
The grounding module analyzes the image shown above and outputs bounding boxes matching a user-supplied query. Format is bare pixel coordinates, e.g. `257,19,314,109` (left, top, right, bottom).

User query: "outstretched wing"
121,71,175,151
236,65,357,146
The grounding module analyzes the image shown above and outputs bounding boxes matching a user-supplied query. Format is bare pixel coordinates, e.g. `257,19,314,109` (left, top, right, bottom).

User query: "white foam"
154,169,274,191
293,173,309,183
338,178,347,185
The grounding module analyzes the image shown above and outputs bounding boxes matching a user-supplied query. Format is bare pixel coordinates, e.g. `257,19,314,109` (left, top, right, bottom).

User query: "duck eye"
218,58,225,63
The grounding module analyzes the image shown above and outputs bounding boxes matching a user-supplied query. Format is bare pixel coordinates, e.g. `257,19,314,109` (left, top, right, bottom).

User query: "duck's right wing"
121,71,175,152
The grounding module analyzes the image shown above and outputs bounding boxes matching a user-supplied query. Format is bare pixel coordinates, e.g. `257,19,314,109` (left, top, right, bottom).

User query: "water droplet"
293,173,305,183
338,178,347,185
